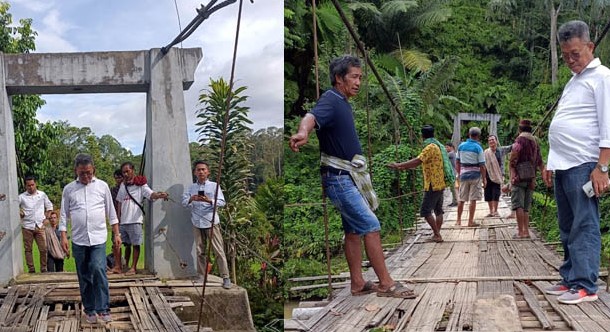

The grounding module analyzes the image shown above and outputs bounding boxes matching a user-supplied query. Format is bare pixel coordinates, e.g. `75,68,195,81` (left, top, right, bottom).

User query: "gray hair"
469,127,481,137
74,153,94,168
558,20,591,43
329,55,361,86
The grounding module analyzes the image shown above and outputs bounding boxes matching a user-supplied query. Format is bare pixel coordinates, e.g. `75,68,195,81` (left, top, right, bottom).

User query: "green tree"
0,3,59,190
249,127,284,187
195,79,283,327
195,77,254,281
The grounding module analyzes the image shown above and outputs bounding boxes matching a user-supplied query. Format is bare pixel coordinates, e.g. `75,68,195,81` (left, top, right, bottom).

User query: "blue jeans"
322,174,381,235
72,243,110,315
554,162,600,294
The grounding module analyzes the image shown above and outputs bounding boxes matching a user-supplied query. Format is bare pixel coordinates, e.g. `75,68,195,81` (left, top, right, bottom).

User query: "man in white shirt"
543,20,610,305
59,154,121,324
115,162,168,275
18,176,53,273
182,160,232,289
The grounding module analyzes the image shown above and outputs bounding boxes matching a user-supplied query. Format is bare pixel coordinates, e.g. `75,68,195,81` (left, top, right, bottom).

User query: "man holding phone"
182,160,232,289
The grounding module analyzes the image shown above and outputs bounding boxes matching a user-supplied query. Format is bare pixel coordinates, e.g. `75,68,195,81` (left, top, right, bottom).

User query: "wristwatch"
598,163,609,173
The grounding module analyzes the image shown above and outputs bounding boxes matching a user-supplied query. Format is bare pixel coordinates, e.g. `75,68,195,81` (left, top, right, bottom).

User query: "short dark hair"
519,119,533,133
469,127,481,138
445,142,454,148
558,20,591,43
74,153,94,168
113,169,123,177
24,175,36,182
329,55,361,86
192,160,209,171
421,125,434,139
120,161,135,171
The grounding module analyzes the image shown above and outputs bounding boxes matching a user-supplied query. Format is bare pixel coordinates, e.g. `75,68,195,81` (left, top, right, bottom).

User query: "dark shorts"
484,181,501,202
511,182,533,211
322,174,381,236
120,223,143,245
420,190,444,217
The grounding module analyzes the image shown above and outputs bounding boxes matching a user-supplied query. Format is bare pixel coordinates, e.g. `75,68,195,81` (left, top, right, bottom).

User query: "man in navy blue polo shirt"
289,55,415,299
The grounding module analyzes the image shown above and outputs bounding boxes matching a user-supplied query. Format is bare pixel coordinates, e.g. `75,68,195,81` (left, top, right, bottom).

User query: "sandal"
512,234,531,239
431,235,444,243
377,282,417,299
351,280,378,296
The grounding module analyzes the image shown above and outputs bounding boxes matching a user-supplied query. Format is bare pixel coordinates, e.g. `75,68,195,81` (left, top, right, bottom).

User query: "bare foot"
125,268,136,276
455,220,461,226
109,268,122,274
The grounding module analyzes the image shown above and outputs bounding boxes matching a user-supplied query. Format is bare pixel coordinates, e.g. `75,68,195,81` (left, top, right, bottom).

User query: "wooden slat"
0,287,18,323
33,305,49,332
514,281,554,330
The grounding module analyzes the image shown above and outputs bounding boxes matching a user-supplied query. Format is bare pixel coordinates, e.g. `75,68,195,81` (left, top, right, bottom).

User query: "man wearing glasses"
59,153,120,323
543,20,610,304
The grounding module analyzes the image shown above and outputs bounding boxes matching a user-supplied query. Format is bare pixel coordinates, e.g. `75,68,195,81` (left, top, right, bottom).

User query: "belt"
320,166,350,176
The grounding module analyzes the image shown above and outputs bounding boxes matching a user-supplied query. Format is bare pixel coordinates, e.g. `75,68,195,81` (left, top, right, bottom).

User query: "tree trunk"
550,2,560,85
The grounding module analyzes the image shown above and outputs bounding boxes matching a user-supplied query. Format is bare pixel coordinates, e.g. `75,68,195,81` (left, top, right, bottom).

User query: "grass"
24,225,146,273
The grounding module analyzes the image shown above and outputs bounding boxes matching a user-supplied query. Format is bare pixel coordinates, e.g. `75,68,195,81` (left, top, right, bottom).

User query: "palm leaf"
410,7,451,28
392,48,432,73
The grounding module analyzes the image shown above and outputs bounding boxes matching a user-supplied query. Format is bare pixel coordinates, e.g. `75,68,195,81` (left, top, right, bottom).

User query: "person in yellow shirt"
388,125,447,242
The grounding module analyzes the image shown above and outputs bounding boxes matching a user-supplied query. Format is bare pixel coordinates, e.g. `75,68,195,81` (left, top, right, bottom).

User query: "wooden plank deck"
0,274,227,331
295,195,610,331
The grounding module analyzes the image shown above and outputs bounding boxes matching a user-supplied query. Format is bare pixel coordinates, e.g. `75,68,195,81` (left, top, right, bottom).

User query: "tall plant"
195,77,254,282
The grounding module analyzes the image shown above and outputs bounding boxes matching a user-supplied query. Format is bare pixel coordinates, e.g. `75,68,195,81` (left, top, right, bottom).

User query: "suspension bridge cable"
197,0,245,330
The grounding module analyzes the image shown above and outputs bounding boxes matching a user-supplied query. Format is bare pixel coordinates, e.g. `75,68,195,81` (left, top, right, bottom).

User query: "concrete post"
0,54,24,283
144,48,202,279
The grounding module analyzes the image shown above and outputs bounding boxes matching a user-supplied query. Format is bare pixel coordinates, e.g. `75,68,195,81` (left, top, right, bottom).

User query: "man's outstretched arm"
289,113,316,152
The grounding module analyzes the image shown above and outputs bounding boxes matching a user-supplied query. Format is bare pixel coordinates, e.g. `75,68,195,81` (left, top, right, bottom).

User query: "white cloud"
27,8,77,52
7,0,52,13
37,94,147,153
42,9,70,35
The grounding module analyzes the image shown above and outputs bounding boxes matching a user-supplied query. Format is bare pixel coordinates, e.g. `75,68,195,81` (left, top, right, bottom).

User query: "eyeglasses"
561,43,590,61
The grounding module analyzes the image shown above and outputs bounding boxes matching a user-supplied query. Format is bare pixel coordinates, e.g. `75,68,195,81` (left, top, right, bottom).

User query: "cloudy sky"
7,0,283,153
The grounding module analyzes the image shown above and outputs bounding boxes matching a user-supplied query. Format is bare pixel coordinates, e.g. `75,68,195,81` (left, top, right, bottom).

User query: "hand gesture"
386,162,402,170
289,132,308,152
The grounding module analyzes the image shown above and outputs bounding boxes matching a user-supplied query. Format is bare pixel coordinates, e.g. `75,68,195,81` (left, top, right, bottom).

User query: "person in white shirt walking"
18,176,53,273
543,20,610,305
59,153,120,324
182,160,232,289
115,162,168,275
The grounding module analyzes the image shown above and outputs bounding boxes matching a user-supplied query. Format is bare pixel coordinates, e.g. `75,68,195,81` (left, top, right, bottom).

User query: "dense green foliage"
284,0,610,301
193,78,283,329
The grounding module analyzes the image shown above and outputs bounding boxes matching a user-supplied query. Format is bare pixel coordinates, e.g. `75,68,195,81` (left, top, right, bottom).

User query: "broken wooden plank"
514,281,554,330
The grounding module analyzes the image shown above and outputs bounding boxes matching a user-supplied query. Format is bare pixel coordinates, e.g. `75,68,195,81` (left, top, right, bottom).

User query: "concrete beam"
3,48,202,95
